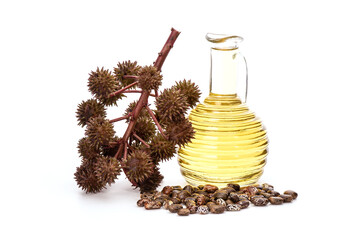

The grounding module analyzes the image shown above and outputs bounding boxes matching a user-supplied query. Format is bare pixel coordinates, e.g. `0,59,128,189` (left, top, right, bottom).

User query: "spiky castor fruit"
85,116,116,151
76,99,106,127
149,135,176,163
88,67,123,106
77,137,101,160
155,88,189,124
114,60,141,88
136,167,164,193
102,137,121,157
124,150,155,183
74,164,105,193
137,65,162,91
173,79,201,108
165,118,195,147
133,116,156,143
94,156,121,186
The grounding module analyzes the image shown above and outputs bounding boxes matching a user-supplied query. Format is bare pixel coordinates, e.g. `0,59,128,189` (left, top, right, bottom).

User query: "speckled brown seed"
213,190,228,200
269,196,284,205
216,198,226,206
210,204,225,214
144,201,162,210
220,187,236,194
177,208,190,216
229,192,240,203
284,190,298,199
188,204,198,214
197,205,209,214
183,185,194,194
161,186,173,195
226,204,241,211
168,204,183,213
196,195,207,206
203,184,219,193
238,199,250,209
178,190,191,200
163,200,173,209
227,183,240,191
251,197,269,206
280,194,293,202
137,198,149,207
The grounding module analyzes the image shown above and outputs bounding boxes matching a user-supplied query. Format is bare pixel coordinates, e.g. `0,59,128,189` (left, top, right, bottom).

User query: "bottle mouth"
206,33,243,50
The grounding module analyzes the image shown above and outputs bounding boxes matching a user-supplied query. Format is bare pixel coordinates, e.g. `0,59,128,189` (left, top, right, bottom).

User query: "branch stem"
132,133,150,147
108,81,138,98
145,105,167,139
109,115,129,123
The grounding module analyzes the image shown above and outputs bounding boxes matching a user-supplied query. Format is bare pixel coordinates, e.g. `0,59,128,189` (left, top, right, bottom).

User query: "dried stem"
145,105,167,139
132,132,149,147
123,142,128,160
154,28,181,71
108,81,138,98
125,90,156,97
109,115,129,123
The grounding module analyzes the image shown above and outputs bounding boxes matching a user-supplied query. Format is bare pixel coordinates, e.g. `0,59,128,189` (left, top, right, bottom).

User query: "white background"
1,0,355,239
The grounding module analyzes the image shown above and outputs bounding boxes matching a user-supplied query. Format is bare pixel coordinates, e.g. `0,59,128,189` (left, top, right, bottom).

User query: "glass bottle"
177,33,268,187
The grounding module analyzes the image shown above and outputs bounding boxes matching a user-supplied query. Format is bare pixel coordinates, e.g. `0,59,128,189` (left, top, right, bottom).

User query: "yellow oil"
178,93,268,187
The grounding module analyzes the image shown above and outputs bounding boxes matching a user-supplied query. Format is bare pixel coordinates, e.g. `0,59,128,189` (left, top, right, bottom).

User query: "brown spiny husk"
94,156,121,185
137,65,162,91
114,60,141,88
149,135,176,163
174,79,201,108
74,164,105,193
165,118,195,147
136,167,164,193
77,137,100,160
155,88,190,124
85,116,115,151
133,116,156,143
76,99,106,127
88,67,123,106
124,150,155,183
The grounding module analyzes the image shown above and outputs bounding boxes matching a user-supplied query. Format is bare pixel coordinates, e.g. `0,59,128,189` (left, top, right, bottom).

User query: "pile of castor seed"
137,183,298,216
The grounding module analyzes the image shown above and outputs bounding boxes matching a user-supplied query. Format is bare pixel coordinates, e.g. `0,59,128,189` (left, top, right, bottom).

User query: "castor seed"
163,200,173,209
225,199,234,205
197,205,209,214
210,204,225,214
220,187,236,194
183,185,194,194
216,198,226,206
178,190,191,200
213,190,228,200
280,194,293,202
196,195,207,206
168,204,183,213
229,192,240,203
246,186,259,196
172,185,182,191
284,190,298,199
137,198,149,207
196,190,209,196
227,183,240,191
262,183,274,190
177,208,190,216
185,200,196,208
144,201,162,210
206,201,215,210
251,197,269,206
197,185,204,190
161,186,173,195
269,196,284,205
171,190,180,198
238,199,250,209
226,204,241,211
203,184,219,193
188,204,198,214
261,192,272,198
237,193,249,200
184,197,196,203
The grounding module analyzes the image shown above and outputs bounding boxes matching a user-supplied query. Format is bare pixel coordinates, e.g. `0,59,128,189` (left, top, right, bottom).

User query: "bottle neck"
210,47,239,96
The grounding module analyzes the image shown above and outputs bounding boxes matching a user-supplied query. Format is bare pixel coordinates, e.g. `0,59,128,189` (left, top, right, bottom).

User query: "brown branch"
113,28,180,187
145,105,167,139
154,28,181,71
125,90,156,97
108,81,138,98
123,75,138,79
132,132,149,148
123,142,128,160
109,115,129,123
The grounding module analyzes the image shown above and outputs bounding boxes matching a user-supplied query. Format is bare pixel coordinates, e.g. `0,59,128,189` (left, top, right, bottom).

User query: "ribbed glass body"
177,34,268,186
